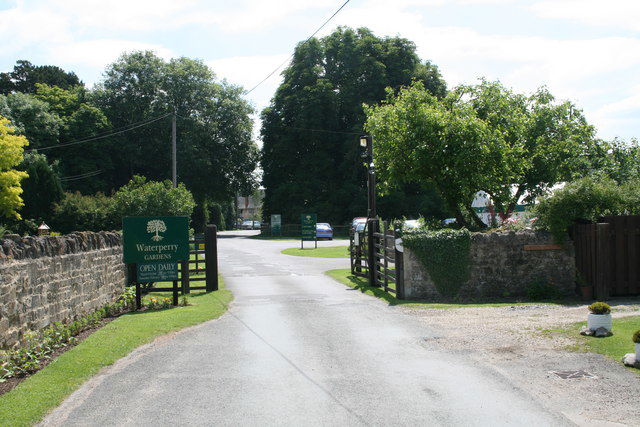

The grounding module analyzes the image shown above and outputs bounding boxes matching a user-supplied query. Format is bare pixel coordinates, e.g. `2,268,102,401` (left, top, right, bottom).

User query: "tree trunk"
464,204,487,229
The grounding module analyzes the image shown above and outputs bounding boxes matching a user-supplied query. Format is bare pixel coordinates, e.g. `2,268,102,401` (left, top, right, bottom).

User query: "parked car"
351,217,367,231
403,219,420,230
316,223,333,239
240,220,261,230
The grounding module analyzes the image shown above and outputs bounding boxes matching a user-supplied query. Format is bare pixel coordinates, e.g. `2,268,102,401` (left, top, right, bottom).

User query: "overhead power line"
245,0,352,95
28,113,172,152
60,170,104,181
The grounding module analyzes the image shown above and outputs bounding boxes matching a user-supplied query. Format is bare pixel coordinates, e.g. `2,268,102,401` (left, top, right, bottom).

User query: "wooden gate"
349,220,404,298
573,215,640,298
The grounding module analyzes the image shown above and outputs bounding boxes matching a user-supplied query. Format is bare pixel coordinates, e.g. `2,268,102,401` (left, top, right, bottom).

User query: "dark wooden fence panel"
573,216,640,298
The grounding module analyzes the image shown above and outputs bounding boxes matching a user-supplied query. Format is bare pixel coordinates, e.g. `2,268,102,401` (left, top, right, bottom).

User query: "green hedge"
534,176,640,242
403,229,471,298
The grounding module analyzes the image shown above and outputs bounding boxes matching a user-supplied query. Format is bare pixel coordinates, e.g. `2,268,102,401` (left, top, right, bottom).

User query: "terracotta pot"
580,285,593,301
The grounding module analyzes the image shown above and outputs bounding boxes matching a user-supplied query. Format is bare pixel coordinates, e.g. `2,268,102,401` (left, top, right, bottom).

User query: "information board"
122,216,189,264
137,262,178,282
301,213,317,241
271,214,282,235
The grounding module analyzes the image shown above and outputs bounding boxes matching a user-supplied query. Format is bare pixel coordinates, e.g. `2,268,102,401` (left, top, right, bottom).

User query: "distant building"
236,190,264,220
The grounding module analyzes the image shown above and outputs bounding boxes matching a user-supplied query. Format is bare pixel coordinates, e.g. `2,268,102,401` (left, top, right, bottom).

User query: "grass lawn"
0,278,232,427
248,234,298,241
543,315,640,367
325,268,563,308
282,246,350,258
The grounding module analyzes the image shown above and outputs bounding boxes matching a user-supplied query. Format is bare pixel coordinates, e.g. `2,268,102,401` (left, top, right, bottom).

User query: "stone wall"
0,231,125,347
403,230,575,300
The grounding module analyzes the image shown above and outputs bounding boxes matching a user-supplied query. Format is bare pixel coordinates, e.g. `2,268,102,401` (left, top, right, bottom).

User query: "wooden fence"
573,215,640,298
350,220,404,298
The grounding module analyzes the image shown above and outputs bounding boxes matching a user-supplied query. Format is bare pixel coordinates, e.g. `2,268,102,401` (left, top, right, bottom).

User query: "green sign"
122,216,189,264
271,214,281,235
301,213,317,241
137,262,178,282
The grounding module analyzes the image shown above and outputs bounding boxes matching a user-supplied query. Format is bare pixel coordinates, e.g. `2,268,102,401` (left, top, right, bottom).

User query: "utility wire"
60,170,104,181
245,0,351,95
28,113,172,152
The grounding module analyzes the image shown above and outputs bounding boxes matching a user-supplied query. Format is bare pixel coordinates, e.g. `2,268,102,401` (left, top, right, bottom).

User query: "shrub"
50,191,116,233
111,175,195,220
534,176,640,242
633,330,640,344
402,228,471,298
588,301,611,315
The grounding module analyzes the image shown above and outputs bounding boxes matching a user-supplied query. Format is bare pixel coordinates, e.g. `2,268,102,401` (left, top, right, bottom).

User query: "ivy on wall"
403,229,471,298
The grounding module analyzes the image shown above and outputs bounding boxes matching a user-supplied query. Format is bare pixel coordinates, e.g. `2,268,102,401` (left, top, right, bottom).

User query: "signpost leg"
172,280,179,306
205,224,219,292
181,261,189,294
135,282,142,310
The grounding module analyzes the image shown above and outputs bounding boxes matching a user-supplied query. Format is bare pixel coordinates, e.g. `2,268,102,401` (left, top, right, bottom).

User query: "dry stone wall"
403,230,575,300
0,231,125,348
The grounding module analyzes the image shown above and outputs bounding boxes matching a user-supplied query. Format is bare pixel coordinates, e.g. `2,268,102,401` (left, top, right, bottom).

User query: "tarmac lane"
42,231,572,426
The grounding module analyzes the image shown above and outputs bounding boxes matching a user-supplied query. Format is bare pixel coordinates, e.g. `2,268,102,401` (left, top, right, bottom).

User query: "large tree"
365,80,597,228
94,51,258,229
261,27,447,224
0,60,82,95
17,152,63,222
0,116,29,219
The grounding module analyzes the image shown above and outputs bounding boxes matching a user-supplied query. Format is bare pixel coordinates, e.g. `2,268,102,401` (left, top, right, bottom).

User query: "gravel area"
404,301,640,426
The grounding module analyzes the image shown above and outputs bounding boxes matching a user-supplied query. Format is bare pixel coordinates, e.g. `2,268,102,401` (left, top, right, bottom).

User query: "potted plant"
576,270,592,301
587,302,612,331
634,330,640,360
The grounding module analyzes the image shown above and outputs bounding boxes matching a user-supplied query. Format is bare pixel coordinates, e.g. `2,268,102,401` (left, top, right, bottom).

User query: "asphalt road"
43,231,572,426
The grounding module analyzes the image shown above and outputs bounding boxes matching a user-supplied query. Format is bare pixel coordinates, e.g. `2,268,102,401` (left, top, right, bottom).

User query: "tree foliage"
534,176,640,241
111,175,195,219
95,51,258,218
18,152,63,222
365,80,596,228
0,60,81,95
0,116,29,219
261,27,447,224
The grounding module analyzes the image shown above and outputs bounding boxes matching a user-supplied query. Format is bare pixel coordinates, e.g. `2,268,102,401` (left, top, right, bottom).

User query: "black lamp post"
359,135,376,219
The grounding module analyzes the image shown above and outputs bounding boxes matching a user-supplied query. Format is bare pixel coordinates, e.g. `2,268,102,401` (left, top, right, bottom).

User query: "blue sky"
1,0,639,141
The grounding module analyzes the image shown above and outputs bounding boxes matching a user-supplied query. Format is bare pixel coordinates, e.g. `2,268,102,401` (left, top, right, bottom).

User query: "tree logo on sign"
147,219,167,241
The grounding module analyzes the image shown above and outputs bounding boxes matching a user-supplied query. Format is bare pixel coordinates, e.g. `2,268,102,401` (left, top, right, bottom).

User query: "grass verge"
282,246,349,258
542,315,640,367
0,279,232,427
325,268,563,308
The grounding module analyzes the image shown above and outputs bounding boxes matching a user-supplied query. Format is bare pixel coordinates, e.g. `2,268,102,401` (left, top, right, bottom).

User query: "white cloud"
530,0,640,32
50,39,174,69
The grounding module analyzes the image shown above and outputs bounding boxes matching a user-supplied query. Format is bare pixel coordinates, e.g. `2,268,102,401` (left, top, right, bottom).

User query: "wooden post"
349,230,355,275
394,228,405,300
135,282,142,310
205,224,219,292
367,218,378,287
595,223,610,299
172,280,179,306
181,260,190,294
383,221,389,292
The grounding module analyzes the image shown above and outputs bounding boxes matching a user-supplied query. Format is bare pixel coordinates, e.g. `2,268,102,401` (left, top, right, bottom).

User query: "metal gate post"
205,224,219,292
